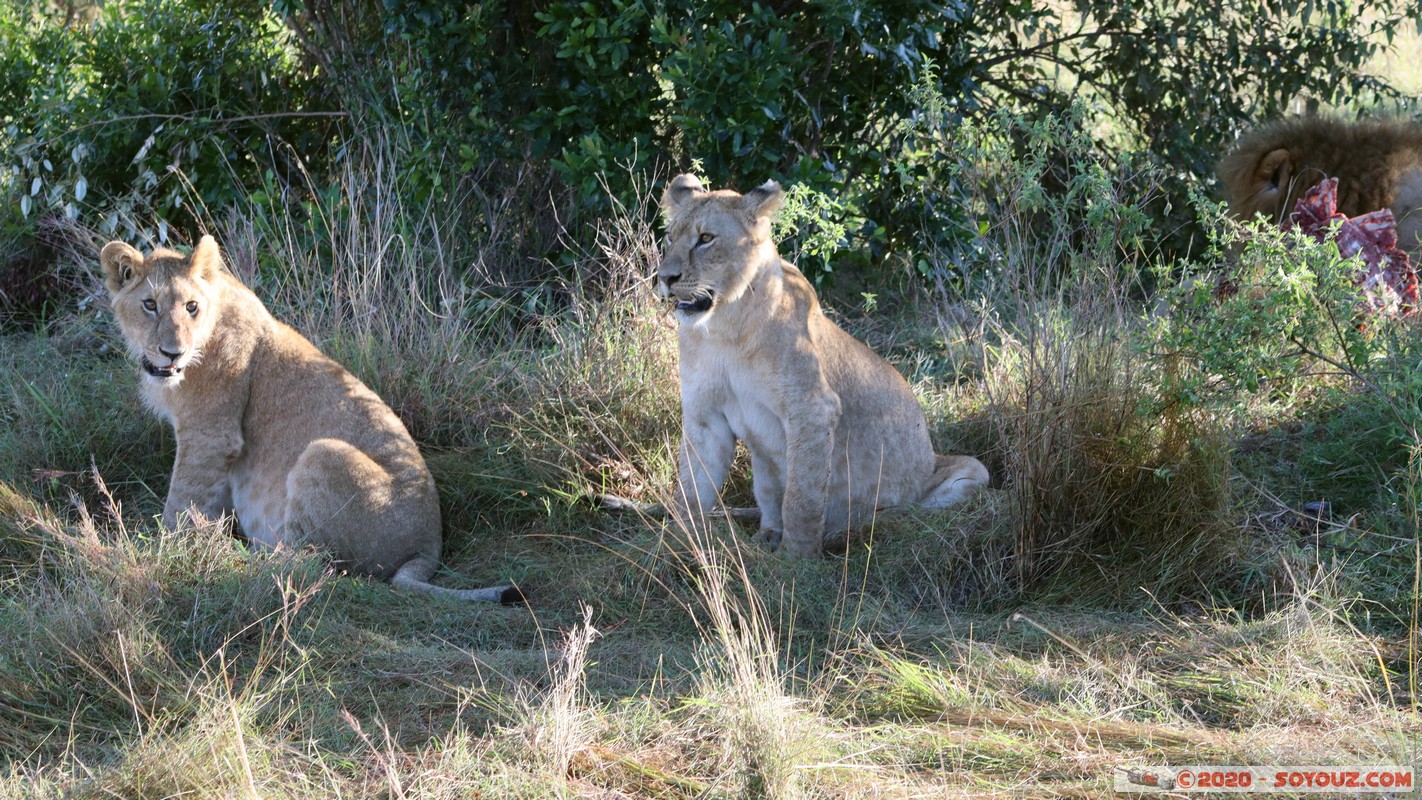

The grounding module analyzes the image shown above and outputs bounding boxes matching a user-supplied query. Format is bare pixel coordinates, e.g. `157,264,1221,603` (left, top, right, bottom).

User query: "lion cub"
648,174,989,558
101,236,518,602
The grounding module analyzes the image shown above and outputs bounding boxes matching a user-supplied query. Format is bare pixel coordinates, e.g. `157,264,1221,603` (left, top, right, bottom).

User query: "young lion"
101,236,519,602
623,174,989,558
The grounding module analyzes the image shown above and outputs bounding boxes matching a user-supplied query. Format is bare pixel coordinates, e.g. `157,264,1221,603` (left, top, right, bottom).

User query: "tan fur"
650,174,989,558
1218,116,1422,251
100,236,518,602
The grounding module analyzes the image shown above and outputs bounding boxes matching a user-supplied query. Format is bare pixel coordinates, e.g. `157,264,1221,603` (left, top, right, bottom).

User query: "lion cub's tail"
392,557,525,604
921,454,990,509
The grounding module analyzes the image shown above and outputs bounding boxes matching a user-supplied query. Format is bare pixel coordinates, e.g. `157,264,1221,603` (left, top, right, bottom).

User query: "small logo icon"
1122,768,1176,790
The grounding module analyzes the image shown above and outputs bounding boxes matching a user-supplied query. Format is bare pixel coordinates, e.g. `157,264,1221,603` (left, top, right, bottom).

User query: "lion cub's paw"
776,536,822,559
751,527,782,548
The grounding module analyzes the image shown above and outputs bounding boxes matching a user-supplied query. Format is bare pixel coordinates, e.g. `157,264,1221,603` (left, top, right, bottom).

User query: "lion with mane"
1218,116,1422,253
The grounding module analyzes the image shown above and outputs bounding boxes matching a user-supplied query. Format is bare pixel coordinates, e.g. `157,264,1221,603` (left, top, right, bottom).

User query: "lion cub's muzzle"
142,358,181,379
658,270,715,315
142,346,189,380
674,293,714,314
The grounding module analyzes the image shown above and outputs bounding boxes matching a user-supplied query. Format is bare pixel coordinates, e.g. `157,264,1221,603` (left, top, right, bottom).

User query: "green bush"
1156,208,1422,518
937,110,1240,604
0,0,1413,286
1151,206,1422,620
1158,211,1422,434
2,0,332,248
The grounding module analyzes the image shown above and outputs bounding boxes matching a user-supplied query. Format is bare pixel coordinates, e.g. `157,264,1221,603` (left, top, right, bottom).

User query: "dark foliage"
0,0,1412,286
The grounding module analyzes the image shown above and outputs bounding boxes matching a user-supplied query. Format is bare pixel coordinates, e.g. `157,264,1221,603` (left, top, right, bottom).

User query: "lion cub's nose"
661,271,681,287
159,346,184,361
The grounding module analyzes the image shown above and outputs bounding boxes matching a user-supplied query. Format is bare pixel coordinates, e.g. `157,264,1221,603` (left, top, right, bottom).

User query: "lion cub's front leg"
748,449,785,548
163,423,242,528
669,412,736,533
776,392,842,558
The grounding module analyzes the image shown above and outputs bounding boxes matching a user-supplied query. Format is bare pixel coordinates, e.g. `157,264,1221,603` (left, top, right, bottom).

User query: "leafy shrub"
971,0,1407,177
2,0,332,244
1158,208,1422,430
0,0,1413,291
943,111,1239,604
1152,203,1422,621
312,0,1412,278
1156,206,1422,510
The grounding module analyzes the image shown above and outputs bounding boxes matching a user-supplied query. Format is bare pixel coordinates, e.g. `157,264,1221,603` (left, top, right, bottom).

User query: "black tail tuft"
499,586,528,606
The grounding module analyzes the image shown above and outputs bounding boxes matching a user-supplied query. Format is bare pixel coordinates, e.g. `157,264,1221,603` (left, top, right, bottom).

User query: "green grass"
1,137,1418,798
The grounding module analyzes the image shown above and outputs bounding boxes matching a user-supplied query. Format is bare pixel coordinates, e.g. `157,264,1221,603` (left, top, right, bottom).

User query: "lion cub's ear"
100,241,146,294
739,180,785,222
188,234,226,280
662,173,707,221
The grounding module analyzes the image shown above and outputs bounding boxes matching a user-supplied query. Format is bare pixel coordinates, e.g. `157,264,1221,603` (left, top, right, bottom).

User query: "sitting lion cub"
101,236,519,602
630,174,989,557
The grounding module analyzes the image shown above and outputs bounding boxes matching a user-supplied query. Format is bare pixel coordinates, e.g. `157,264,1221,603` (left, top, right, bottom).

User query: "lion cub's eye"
185,301,199,316
142,299,157,313
697,232,715,244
